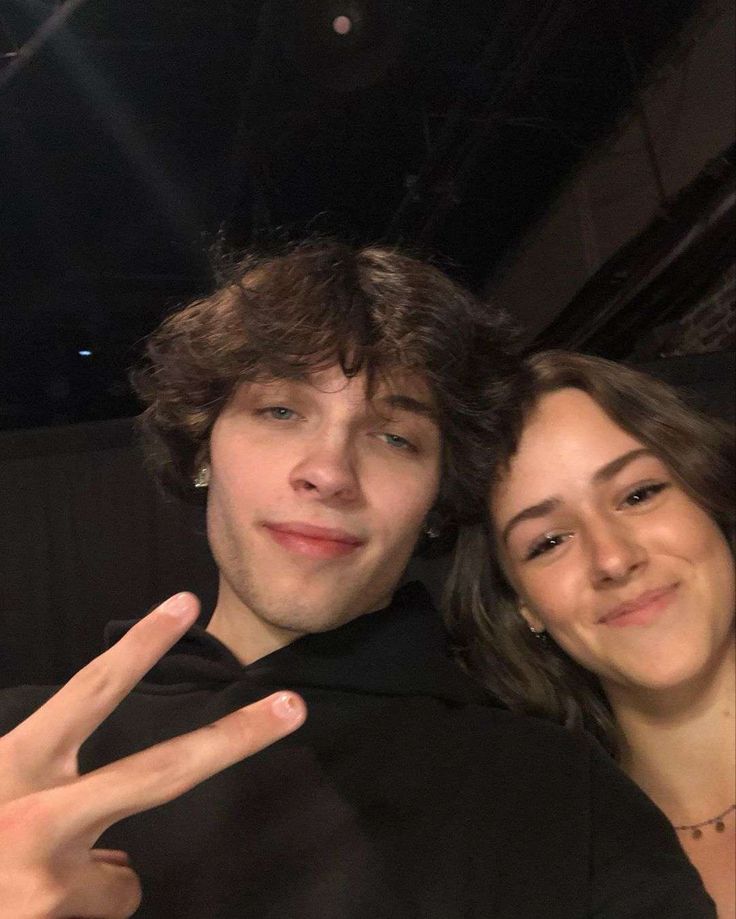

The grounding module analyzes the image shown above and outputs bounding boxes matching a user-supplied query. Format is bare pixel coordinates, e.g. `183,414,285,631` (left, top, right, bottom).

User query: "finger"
58,691,306,842
60,860,142,919
8,593,200,768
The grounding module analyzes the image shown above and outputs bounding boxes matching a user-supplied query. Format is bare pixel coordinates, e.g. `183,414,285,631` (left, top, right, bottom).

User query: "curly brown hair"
444,350,735,755
133,240,520,531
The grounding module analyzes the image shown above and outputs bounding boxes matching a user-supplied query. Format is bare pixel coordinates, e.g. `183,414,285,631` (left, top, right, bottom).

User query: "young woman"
446,351,735,917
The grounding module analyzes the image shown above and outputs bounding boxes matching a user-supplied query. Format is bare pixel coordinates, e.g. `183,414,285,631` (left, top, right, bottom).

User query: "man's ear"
518,601,546,634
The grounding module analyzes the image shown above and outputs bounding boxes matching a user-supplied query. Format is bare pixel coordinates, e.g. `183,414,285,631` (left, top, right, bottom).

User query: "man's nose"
587,518,647,586
289,436,361,503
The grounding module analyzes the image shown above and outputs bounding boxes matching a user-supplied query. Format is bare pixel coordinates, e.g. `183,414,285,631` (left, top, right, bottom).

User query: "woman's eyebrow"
591,448,654,484
502,497,561,545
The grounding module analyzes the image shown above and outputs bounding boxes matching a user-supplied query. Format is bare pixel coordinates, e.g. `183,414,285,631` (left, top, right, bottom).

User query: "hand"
0,593,306,919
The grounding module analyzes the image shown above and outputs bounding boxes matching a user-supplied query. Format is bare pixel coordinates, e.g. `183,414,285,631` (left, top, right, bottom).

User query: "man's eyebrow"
379,394,438,421
501,448,656,545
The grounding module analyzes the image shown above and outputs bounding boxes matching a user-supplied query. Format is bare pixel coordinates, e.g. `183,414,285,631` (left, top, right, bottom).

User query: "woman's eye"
526,533,568,561
621,481,668,507
257,406,296,421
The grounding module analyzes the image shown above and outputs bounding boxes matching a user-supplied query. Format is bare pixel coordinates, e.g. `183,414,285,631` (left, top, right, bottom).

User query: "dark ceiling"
0,0,701,429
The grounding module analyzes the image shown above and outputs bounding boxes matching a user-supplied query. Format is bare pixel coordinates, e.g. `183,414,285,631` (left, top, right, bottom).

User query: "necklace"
674,803,736,840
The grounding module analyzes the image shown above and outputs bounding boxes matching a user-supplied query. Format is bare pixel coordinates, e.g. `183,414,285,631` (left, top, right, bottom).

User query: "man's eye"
526,533,568,561
256,406,296,420
380,432,415,452
621,482,668,507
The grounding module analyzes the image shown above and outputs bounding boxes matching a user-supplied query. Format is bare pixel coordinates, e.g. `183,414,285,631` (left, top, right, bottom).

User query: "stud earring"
528,625,548,643
423,511,442,539
193,465,210,489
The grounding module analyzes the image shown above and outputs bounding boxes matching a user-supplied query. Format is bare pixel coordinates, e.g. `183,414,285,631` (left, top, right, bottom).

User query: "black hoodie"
0,583,714,918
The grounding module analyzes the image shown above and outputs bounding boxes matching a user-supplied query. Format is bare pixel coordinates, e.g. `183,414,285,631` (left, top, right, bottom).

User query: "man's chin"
260,593,387,636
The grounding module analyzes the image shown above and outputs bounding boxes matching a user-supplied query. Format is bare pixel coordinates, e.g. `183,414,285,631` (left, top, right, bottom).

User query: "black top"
0,583,714,918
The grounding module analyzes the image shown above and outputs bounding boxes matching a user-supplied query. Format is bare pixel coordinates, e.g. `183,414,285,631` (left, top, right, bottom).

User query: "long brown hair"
133,240,521,530
444,350,735,754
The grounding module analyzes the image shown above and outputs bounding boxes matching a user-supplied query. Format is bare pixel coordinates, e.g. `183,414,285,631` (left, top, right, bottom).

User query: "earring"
528,625,548,642
193,465,210,489
423,511,442,539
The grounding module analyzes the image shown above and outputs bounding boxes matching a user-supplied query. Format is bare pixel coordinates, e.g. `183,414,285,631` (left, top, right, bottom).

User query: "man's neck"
205,581,306,666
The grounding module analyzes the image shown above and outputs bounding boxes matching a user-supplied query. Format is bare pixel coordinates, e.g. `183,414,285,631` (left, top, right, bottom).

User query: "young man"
0,243,715,917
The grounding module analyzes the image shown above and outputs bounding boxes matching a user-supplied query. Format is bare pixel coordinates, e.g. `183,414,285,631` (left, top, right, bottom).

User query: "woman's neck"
605,637,735,826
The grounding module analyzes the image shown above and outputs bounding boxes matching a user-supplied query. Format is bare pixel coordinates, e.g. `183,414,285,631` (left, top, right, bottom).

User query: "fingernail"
160,592,197,621
93,850,132,867
271,692,306,724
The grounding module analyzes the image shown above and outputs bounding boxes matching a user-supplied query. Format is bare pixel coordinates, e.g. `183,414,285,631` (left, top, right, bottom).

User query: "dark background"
1,0,728,429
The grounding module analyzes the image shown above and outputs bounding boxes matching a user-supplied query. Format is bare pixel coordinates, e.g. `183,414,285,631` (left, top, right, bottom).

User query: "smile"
599,583,680,628
262,522,365,560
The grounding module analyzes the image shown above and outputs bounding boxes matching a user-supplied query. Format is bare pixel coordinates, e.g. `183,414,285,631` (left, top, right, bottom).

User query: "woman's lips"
263,522,365,560
600,583,679,627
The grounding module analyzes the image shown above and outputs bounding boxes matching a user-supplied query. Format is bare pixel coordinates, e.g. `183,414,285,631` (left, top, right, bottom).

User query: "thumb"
60,859,142,919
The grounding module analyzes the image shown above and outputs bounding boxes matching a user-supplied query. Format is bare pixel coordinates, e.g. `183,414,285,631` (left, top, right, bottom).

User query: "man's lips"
599,583,679,627
262,522,365,560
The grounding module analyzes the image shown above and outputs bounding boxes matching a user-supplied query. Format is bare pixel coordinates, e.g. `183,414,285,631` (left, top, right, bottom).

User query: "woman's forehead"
492,389,648,508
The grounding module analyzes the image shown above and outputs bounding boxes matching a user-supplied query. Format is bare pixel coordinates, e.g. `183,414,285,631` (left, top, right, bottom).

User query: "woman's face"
490,387,734,697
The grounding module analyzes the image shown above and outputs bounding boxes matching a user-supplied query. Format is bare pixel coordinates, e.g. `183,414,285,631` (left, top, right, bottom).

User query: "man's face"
206,365,442,647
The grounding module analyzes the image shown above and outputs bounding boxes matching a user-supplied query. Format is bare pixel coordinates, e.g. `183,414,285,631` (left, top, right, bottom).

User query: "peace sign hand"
0,593,306,918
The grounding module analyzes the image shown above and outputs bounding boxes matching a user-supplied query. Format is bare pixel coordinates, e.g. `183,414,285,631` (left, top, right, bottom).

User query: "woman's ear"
518,601,546,635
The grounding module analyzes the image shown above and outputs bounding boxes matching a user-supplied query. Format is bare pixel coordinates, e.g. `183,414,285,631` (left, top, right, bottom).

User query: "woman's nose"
588,520,647,586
